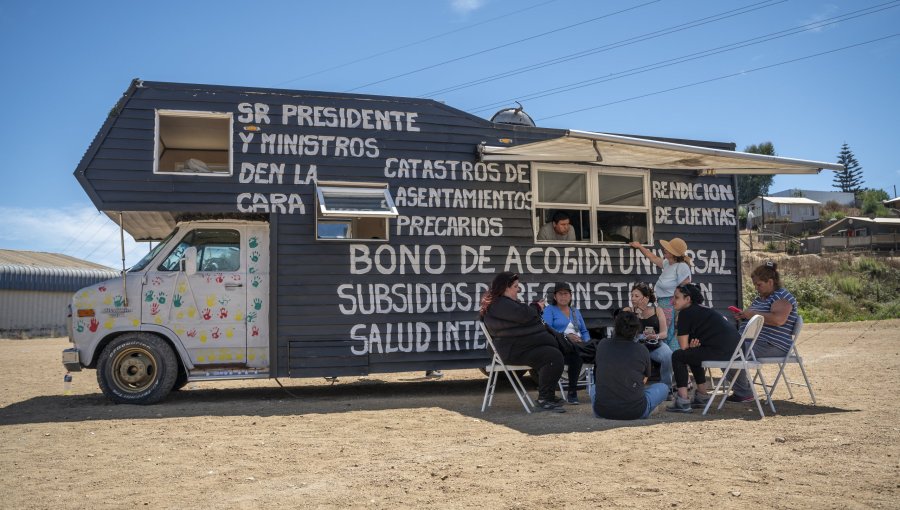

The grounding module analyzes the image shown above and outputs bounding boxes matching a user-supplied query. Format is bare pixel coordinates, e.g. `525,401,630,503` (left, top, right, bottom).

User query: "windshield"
128,227,180,272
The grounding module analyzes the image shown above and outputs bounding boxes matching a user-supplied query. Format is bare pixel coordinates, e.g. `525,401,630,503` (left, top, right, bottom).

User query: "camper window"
316,183,398,241
154,110,233,176
533,166,650,244
158,229,241,272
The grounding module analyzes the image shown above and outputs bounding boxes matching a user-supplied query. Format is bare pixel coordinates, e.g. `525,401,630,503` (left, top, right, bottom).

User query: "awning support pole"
118,212,128,307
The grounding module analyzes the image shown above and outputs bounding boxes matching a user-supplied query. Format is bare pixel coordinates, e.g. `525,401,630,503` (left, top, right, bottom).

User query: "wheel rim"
111,346,158,393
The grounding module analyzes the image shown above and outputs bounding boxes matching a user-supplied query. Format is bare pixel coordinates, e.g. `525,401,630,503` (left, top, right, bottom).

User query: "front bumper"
62,348,82,372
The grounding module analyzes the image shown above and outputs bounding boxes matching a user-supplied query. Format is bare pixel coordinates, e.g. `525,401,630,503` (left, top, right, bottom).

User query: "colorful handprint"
150,303,160,315
144,290,155,302
218,308,228,319
172,294,182,307
250,251,260,262
249,236,259,248
253,298,263,311
215,274,224,284
88,318,99,332
246,311,257,323
251,325,259,337
114,295,124,307
202,308,212,320
157,292,167,304
252,276,261,288
211,327,221,339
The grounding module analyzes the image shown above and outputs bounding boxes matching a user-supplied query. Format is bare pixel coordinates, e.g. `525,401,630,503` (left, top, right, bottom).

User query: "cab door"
145,227,248,366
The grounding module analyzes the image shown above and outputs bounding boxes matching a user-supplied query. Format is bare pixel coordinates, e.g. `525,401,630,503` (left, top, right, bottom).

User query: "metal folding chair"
752,315,816,405
701,315,773,418
479,321,535,413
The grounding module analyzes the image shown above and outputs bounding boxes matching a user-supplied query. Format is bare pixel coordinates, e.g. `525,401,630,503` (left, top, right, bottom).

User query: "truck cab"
63,219,270,404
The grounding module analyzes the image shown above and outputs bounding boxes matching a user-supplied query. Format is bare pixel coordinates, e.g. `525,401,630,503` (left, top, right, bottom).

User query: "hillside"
740,251,900,322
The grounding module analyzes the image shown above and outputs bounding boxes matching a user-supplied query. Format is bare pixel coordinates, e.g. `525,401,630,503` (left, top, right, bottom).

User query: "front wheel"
97,333,178,404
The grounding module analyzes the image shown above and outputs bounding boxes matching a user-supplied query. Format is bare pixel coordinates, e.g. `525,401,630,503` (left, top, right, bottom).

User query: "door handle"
225,283,244,289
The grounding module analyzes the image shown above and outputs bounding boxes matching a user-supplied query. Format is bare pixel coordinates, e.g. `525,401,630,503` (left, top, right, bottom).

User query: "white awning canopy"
480,130,843,175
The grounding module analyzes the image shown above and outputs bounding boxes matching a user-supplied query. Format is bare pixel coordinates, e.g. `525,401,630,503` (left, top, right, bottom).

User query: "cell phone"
728,306,742,314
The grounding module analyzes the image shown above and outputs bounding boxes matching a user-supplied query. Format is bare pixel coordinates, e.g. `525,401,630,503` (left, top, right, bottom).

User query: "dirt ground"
1,320,899,509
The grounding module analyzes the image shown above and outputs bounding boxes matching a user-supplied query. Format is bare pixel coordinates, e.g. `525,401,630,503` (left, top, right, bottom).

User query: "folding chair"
701,315,773,418
557,364,595,397
752,315,816,405
479,321,535,413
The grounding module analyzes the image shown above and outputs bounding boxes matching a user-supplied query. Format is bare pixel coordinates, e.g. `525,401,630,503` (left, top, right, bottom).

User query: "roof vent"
490,102,536,127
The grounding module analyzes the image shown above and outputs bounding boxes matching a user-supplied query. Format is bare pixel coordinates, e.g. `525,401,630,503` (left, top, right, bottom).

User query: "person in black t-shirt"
590,311,670,420
667,284,740,413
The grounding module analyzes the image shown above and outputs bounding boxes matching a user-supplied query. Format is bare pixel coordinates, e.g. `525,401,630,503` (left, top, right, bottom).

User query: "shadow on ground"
0,376,854,434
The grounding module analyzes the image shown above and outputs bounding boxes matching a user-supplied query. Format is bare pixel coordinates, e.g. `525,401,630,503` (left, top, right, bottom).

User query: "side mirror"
183,247,198,276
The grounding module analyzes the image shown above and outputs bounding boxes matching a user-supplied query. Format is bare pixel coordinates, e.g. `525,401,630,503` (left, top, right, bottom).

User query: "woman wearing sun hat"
628,237,693,351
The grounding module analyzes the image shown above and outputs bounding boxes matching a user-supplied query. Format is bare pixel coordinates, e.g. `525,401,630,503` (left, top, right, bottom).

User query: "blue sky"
1,0,898,268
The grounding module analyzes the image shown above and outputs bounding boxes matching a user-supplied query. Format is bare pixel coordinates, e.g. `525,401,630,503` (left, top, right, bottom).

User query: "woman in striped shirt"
727,261,799,402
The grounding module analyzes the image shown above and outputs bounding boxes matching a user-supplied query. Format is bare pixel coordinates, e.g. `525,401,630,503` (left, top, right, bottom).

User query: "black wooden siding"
76,81,741,378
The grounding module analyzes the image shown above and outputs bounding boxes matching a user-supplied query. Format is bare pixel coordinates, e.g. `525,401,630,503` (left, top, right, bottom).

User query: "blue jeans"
649,343,674,388
729,340,790,397
657,297,679,351
589,382,670,419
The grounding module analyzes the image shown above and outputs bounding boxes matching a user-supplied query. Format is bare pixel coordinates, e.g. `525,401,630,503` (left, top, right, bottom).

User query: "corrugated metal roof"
761,197,822,205
0,250,118,292
0,249,114,270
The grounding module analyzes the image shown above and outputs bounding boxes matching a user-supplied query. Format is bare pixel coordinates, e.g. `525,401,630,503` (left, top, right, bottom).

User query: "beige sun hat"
659,237,692,265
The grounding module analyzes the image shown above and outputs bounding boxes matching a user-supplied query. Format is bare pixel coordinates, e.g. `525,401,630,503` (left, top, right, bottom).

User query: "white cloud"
800,4,839,33
450,0,486,15
0,205,146,269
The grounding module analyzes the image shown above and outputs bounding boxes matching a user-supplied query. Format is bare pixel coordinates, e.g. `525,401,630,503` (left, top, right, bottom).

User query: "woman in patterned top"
727,261,800,402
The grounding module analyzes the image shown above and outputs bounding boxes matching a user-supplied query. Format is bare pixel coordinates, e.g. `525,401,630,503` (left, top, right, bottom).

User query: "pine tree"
833,143,864,192
737,142,776,204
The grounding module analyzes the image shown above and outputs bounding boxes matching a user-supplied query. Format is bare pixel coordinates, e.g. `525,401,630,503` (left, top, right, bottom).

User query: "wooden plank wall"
78,82,740,378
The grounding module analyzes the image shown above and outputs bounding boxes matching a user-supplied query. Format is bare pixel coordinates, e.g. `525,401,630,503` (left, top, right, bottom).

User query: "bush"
829,274,864,297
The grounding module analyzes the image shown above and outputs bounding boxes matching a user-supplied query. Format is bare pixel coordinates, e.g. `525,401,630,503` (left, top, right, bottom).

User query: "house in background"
819,216,900,251
749,196,822,223
769,188,855,206
0,250,118,338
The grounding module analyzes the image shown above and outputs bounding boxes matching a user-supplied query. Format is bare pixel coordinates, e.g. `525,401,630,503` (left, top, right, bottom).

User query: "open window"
155,110,233,176
158,229,241,272
315,182,398,241
533,165,651,244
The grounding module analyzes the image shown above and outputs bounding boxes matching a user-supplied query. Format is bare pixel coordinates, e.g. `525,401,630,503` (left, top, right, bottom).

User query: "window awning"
480,130,844,175
316,184,399,218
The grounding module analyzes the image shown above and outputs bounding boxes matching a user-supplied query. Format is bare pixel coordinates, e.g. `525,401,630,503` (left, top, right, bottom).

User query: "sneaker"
666,397,692,413
566,392,580,405
425,370,443,379
535,399,566,413
726,393,754,403
547,395,568,406
690,394,711,409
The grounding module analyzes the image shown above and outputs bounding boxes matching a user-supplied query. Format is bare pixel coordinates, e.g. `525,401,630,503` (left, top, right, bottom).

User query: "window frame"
156,228,242,272
153,109,234,177
532,163,652,245
315,181,398,242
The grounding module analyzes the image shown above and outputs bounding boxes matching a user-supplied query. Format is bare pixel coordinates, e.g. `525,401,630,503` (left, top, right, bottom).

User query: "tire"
171,368,189,392
96,333,178,405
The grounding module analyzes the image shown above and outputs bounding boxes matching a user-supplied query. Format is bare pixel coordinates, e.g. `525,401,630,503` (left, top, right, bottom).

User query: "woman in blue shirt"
543,282,590,404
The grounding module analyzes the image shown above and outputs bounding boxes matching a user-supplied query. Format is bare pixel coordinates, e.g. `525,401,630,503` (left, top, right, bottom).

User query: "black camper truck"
61,80,841,404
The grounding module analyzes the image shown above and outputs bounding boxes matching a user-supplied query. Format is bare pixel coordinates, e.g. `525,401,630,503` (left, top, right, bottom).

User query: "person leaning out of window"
537,211,575,241
589,310,670,420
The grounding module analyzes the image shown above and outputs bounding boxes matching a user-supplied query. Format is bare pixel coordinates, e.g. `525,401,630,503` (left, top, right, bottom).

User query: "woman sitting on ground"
481,271,568,413
621,282,674,392
667,283,740,413
589,310,670,420
543,282,591,405
726,261,800,402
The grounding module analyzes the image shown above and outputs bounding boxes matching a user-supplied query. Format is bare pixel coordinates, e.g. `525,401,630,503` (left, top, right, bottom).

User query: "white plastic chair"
701,314,773,418
479,321,535,413
752,315,816,406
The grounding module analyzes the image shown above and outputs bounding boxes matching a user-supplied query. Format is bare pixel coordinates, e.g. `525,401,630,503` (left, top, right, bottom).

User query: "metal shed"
0,250,118,337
